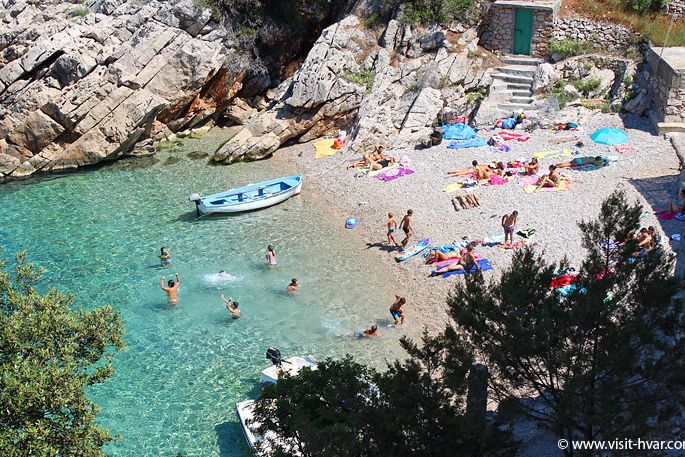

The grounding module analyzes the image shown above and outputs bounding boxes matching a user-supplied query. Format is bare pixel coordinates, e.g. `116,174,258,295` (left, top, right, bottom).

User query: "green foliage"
467,86,488,103
252,331,511,457
548,38,594,58
547,80,578,109
402,0,474,25
571,77,601,96
68,6,90,17
362,13,381,29
580,100,613,112
342,69,375,92
445,190,683,444
624,0,667,13
0,253,125,456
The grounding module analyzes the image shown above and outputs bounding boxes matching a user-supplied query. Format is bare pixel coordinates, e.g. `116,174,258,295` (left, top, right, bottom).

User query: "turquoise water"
0,132,402,456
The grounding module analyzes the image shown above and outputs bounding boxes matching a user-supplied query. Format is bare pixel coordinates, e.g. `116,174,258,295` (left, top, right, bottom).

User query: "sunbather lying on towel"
554,156,607,169
347,146,395,170
447,161,493,180
424,250,460,265
523,157,539,175
534,165,568,192
432,244,479,274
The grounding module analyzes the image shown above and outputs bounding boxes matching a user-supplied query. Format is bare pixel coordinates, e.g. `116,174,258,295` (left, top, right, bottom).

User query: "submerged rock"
187,150,209,160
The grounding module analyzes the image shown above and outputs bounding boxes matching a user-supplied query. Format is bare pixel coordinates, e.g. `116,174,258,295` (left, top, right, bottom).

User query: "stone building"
646,47,685,130
480,0,561,57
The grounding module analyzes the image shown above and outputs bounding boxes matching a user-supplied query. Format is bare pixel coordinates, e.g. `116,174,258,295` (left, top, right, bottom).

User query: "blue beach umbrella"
590,128,629,145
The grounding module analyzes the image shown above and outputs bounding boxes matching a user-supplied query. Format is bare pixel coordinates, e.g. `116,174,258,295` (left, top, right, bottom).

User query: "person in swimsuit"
160,247,171,266
286,278,300,292
665,188,685,214
433,244,480,274
424,249,459,265
386,213,400,247
373,145,396,168
389,295,406,326
524,157,539,175
160,273,180,304
502,211,518,246
534,165,566,192
266,245,277,265
446,160,485,178
221,294,240,319
555,156,607,169
362,325,379,337
400,209,415,250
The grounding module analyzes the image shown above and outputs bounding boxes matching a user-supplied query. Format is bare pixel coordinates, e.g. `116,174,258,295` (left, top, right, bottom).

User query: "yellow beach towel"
533,148,572,160
443,181,464,193
523,180,570,193
313,139,337,159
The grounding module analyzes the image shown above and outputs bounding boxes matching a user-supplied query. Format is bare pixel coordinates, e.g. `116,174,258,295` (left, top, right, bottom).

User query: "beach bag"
333,139,343,149
500,118,516,129
567,122,578,129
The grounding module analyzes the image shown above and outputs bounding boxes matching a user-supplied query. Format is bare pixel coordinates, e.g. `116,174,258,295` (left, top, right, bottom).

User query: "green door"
513,8,533,55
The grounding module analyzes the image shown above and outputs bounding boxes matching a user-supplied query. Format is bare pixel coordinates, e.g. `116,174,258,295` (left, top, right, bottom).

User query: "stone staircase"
490,55,541,112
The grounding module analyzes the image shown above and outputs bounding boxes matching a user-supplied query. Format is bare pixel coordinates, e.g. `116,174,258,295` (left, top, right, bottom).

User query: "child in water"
266,245,277,265
160,247,171,266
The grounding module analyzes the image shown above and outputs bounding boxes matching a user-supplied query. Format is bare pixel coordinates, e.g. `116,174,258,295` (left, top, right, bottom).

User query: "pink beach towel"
373,166,415,182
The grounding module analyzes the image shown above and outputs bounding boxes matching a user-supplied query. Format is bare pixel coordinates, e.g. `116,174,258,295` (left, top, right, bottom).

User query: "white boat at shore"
189,175,303,215
236,350,317,454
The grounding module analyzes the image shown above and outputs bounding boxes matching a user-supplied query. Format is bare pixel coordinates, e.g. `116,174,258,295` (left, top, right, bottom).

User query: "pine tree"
445,190,683,451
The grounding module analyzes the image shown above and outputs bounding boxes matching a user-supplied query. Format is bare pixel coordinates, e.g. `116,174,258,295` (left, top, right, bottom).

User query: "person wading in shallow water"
266,245,277,265
221,294,240,319
161,273,180,304
389,295,406,326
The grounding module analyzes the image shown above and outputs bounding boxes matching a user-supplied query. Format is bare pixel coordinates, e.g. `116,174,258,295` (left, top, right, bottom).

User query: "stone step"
658,122,685,134
496,65,537,77
501,55,542,66
507,82,533,91
510,96,534,104
511,89,533,97
499,102,535,111
491,73,534,84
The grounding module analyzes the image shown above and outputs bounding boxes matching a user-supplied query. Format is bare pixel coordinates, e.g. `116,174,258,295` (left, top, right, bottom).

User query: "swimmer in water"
160,247,171,266
266,245,277,266
160,273,180,304
286,278,300,292
221,293,240,319
362,325,378,337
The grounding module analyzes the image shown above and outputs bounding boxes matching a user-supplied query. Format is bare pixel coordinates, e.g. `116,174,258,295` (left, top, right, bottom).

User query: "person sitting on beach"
266,245,277,265
362,325,379,337
385,213,400,247
433,244,480,275
524,157,539,175
400,209,415,250
372,145,396,168
534,165,567,192
160,273,180,304
492,162,506,177
389,295,406,326
221,293,240,319
286,278,300,292
555,156,607,169
502,211,518,246
424,249,459,265
160,247,171,266
664,188,685,215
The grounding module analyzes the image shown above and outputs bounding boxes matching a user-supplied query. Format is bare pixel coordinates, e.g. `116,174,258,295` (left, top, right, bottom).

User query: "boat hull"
197,176,302,215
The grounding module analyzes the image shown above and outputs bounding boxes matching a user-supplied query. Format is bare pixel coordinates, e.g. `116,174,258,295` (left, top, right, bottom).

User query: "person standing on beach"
502,211,518,246
266,245,277,266
221,293,240,319
389,295,406,326
385,213,400,247
160,273,180,304
400,210,415,250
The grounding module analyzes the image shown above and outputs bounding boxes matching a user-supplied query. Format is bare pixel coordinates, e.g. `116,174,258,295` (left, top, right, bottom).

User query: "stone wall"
553,16,639,54
664,0,685,20
480,6,555,57
645,47,685,125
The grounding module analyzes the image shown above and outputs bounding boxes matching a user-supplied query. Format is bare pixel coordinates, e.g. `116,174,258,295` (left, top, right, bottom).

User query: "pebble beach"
272,112,683,336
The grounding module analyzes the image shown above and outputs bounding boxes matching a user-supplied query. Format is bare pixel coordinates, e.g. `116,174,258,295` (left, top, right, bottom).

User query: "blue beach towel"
434,259,494,278
448,138,487,149
441,123,477,140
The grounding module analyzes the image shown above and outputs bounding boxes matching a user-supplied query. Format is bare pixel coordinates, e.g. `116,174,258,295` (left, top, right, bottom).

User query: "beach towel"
533,148,572,160
425,245,460,256
443,181,464,193
656,211,682,221
441,123,477,140
497,240,528,250
615,145,632,154
447,138,487,149
571,163,606,172
434,259,494,278
486,175,508,186
373,166,415,182
481,233,505,246
365,162,399,177
435,257,460,268
313,139,337,159
518,175,540,186
524,180,570,193
550,274,577,288
499,132,530,142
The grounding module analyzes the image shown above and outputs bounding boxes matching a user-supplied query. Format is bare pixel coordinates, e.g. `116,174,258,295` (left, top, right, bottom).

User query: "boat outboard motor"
266,347,282,367
188,193,202,216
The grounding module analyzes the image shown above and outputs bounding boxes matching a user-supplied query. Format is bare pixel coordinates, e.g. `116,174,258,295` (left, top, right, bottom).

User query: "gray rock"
532,62,558,94
419,30,445,52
